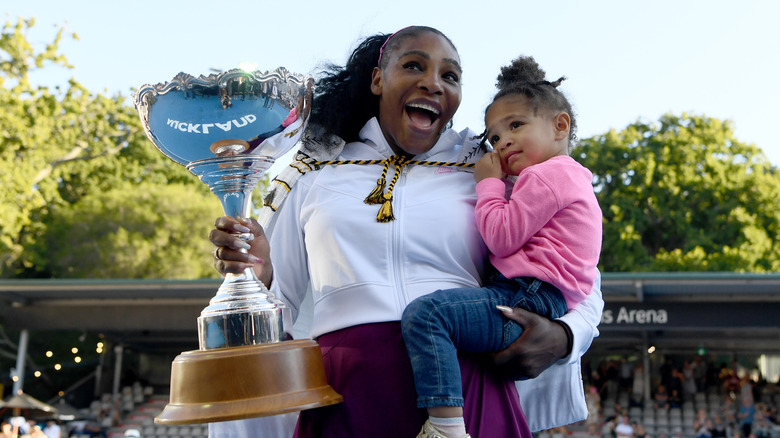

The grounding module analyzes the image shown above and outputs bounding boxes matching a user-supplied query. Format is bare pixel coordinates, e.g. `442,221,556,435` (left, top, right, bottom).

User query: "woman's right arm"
209,176,312,320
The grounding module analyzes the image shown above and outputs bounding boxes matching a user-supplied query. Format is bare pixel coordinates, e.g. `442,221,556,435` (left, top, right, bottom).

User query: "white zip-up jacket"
266,119,489,337
210,118,603,437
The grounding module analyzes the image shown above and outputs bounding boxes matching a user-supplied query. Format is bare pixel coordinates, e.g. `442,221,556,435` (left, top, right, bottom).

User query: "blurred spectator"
655,384,670,410
615,416,634,438
670,368,684,399
761,400,777,425
695,417,713,438
633,422,646,438
684,361,698,400
720,393,737,424
727,422,740,438
752,367,767,403
43,420,62,438
725,369,742,398
620,358,634,392
586,384,602,437
751,411,771,438
601,415,618,438
67,419,105,438
614,403,626,419
583,357,594,387
740,375,754,404
669,388,683,409
30,424,47,438
738,395,757,438
9,411,28,437
631,363,645,407
710,414,727,438
606,360,620,399
596,360,609,397
660,358,674,390
694,355,707,393
694,408,710,431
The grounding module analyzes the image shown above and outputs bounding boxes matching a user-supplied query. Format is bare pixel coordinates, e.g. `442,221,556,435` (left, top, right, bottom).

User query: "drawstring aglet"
376,193,395,222
364,176,387,205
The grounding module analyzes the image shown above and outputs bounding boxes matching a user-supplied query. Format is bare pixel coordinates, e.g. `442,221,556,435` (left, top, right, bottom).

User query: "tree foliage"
38,181,222,278
575,113,780,272
0,18,232,278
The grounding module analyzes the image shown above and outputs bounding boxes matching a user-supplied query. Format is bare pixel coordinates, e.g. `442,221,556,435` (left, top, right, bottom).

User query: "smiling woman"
370,29,462,156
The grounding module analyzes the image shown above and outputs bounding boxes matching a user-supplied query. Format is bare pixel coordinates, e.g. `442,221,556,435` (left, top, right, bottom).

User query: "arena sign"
600,302,780,328
601,306,668,325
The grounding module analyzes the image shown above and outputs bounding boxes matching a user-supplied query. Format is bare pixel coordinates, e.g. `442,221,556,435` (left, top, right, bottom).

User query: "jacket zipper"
392,165,409,312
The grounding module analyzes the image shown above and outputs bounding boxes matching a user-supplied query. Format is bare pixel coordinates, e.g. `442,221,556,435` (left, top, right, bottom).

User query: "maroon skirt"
294,322,531,438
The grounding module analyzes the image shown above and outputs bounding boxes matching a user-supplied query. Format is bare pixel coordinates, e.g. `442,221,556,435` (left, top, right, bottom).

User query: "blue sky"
5,0,779,175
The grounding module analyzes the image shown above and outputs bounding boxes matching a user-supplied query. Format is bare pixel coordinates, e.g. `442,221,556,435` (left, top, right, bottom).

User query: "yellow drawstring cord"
270,155,474,222
365,155,411,222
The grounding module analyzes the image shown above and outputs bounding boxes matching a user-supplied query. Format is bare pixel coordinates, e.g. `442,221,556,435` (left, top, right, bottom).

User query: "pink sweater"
475,155,602,308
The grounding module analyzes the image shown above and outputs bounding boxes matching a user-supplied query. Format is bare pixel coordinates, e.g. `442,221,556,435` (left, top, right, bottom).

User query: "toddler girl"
402,55,603,438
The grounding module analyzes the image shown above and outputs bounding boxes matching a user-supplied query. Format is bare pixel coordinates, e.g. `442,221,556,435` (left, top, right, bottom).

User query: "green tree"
0,18,239,278
39,180,222,278
575,113,780,272
0,17,279,403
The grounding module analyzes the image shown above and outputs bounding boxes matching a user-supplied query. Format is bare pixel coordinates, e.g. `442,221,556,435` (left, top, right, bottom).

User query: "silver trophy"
133,68,341,424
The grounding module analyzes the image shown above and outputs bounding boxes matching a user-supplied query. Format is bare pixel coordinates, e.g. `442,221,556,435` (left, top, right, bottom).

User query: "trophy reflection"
133,68,341,425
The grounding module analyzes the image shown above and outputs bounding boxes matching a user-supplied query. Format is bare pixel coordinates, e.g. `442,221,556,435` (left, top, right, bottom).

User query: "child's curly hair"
485,55,578,150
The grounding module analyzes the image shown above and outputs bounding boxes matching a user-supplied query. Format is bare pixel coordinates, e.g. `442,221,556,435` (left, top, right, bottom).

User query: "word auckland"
167,115,257,134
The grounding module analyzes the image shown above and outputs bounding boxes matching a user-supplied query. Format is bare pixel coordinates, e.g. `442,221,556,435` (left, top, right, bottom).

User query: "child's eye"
510,121,522,129
489,135,500,145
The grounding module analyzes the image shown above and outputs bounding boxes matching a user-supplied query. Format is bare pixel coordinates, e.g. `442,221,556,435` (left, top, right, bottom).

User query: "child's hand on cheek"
474,152,504,183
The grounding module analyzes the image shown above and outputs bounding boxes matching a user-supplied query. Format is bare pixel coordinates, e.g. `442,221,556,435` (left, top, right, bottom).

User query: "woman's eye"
403,62,422,71
443,72,459,83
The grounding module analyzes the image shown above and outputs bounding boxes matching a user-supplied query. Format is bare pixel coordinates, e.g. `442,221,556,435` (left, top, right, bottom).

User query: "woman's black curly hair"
307,26,457,143
484,56,578,150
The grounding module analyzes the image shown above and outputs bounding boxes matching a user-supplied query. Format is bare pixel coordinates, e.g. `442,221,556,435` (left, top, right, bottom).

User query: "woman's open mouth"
405,102,441,130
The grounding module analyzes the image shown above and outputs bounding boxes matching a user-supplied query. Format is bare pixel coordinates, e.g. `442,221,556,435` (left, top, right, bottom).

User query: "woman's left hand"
490,307,569,380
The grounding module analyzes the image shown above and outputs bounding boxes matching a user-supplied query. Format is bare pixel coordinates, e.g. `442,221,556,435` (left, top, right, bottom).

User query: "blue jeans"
401,270,568,408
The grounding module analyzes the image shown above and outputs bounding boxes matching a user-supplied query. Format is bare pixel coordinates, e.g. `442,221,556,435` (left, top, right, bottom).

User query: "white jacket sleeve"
558,270,604,363
516,270,603,432
264,175,314,322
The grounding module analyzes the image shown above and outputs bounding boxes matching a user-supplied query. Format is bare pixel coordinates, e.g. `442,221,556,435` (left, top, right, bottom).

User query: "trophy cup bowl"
133,68,341,424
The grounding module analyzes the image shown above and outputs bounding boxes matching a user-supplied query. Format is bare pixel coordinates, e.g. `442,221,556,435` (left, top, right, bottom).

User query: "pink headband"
377,26,413,68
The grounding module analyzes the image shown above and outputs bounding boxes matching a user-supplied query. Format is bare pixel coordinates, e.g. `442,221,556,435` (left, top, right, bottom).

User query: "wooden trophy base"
155,339,343,424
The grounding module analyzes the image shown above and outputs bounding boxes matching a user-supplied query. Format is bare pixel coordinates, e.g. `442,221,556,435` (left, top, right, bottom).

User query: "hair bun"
496,56,546,91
